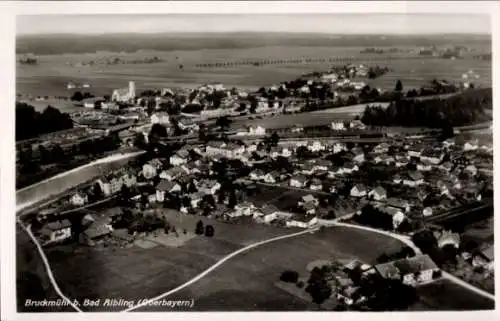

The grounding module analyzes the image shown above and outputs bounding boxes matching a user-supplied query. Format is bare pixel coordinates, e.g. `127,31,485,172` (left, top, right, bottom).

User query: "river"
16,151,145,213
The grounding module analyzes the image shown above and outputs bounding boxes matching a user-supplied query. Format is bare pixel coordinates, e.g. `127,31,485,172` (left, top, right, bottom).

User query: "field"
230,111,355,130
17,45,492,102
37,220,408,312
416,279,494,310
133,226,406,311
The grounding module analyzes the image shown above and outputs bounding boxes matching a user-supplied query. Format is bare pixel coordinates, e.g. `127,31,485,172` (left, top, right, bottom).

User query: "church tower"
128,81,136,99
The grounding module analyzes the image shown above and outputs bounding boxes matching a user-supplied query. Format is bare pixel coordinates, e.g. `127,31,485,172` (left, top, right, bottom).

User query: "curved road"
124,220,494,312
121,227,319,312
17,219,83,313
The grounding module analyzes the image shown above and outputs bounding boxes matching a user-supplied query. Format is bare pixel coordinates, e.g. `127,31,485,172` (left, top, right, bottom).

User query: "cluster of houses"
302,253,440,308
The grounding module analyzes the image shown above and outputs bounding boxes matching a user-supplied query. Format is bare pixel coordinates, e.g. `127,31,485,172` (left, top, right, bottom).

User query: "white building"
112,81,136,103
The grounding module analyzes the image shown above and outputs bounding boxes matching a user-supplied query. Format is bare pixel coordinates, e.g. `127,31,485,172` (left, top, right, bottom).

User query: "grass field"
134,226,406,311
416,279,494,310
231,111,355,130
17,46,492,101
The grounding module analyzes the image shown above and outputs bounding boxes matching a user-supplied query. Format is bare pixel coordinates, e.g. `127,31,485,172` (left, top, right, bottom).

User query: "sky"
17,14,491,35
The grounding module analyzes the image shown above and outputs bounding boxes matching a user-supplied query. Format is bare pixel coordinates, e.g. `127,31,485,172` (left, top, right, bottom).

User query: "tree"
195,220,204,235
150,123,168,138
280,270,299,283
71,91,84,102
215,116,232,132
395,80,403,92
228,191,237,209
204,225,214,237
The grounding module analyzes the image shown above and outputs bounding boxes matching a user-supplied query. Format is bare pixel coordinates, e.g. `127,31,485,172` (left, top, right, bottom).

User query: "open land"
43,224,406,312
17,45,492,104
416,279,494,310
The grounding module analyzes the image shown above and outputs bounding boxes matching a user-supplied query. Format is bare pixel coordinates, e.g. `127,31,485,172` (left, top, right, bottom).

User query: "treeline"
361,88,492,128
16,103,73,141
18,34,490,55
194,56,423,68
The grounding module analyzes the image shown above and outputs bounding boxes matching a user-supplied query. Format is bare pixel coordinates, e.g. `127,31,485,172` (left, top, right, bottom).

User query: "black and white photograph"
2,1,498,318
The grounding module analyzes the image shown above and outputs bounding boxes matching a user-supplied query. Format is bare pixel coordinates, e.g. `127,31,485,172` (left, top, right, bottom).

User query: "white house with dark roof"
368,186,387,201
155,180,181,202
350,184,367,197
40,220,72,244
374,254,439,286
143,158,164,179
290,175,307,188
70,192,88,206
403,171,424,187
170,148,190,166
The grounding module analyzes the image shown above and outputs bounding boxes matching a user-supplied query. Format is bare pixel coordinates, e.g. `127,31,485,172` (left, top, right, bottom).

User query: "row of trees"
361,88,492,128
16,103,73,141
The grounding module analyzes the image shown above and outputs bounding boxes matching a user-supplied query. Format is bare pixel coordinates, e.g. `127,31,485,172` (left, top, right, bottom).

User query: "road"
17,219,83,313
123,220,495,312
121,227,320,312
441,271,495,301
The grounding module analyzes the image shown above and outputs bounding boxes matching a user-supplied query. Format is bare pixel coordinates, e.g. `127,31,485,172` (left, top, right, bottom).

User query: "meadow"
42,219,408,312
17,45,492,102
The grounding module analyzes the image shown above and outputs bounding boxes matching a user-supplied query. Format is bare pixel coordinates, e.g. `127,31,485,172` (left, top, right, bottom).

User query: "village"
17,61,494,311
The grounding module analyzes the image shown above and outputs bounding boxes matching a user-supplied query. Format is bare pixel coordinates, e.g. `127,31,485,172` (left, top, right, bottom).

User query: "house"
301,163,316,175
290,175,307,188
368,186,387,201
393,174,402,184
263,171,279,184
439,161,454,172
402,171,424,187
96,175,123,196
374,205,406,229
309,179,323,191
464,165,478,176
343,162,359,174
189,192,204,209
407,145,424,158
436,230,460,249
385,198,411,213
331,121,346,131
307,141,325,152
82,97,103,109
374,154,394,165
205,141,226,156
350,184,367,198
463,140,479,151
39,220,72,244
82,220,113,244
170,149,190,166
353,150,365,163
286,216,318,229
70,192,88,206
300,194,319,207
234,202,256,216
248,126,266,136
394,155,410,168
302,202,317,216
142,158,164,179
150,112,170,125
197,180,221,195
349,120,366,130
112,81,136,102
420,149,444,165
261,205,280,223
472,245,494,272
373,143,390,154
332,142,346,154
250,169,266,181
177,117,198,131
159,167,184,181
156,180,182,202
374,254,439,286
417,160,433,172
312,160,331,172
